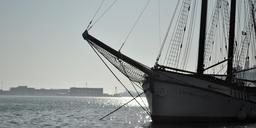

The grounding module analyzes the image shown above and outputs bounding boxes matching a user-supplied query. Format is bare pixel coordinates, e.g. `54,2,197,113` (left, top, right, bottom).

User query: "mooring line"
99,91,145,120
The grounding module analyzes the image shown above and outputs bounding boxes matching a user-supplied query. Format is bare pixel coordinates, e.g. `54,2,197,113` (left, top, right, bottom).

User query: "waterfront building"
9,86,35,95
69,87,103,96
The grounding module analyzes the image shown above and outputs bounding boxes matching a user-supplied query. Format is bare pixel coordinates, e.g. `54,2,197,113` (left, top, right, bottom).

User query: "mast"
227,0,236,82
197,0,208,74
249,0,256,41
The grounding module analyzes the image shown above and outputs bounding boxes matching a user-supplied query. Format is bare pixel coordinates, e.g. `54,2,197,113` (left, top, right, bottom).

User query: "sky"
0,0,202,94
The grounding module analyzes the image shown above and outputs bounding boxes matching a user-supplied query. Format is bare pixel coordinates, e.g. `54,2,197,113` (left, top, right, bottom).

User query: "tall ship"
83,0,256,122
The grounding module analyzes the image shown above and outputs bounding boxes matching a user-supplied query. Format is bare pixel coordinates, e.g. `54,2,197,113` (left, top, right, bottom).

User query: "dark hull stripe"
151,115,256,123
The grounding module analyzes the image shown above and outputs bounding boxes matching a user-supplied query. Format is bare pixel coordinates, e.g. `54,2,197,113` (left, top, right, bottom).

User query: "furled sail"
82,30,153,83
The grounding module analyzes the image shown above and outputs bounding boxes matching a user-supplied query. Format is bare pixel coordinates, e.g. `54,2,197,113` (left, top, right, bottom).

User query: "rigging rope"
158,0,162,46
204,0,221,73
99,91,146,120
87,0,105,30
87,0,118,31
155,0,181,64
129,81,149,112
164,0,191,68
204,0,237,74
119,61,149,112
119,0,151,51
234,0,255,69
88,43,151,116
181,0,197,70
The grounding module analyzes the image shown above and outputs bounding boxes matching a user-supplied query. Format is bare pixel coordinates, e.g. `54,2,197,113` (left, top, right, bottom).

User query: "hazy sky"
0,0,202,93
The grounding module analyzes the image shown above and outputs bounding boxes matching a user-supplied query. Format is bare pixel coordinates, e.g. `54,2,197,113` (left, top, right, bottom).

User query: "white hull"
142,70,256,122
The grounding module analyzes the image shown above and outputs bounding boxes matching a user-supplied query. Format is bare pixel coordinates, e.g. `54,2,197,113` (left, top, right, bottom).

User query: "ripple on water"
4,96,256,128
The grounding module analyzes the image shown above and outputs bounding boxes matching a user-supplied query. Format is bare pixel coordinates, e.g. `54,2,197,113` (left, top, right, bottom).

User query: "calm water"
0,96,256,128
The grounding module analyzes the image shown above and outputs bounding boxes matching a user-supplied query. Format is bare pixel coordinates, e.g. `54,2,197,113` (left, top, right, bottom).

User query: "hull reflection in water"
147,122,256,128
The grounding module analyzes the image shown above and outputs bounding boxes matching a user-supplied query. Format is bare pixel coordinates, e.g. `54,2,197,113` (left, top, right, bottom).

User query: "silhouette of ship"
83,0,256,123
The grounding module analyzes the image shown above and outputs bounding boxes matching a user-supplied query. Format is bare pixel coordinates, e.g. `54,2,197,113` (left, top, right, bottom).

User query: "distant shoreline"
0,86,145,97
0,95,145,98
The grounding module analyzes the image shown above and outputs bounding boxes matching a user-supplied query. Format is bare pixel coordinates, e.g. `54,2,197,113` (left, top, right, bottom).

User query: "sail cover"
83,30,153,83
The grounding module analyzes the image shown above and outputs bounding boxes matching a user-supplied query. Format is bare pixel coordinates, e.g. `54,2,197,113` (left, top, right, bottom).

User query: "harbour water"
0,96,256,128
0,96,150,128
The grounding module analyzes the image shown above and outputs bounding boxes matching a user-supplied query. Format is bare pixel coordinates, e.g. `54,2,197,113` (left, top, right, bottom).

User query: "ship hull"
142,70,256,123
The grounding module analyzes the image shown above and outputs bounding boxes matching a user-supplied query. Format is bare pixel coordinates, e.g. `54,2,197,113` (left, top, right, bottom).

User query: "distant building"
35,89,69,96
69,87,103,96
0,89,9,95
0,86,105,96
9,86,35,95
